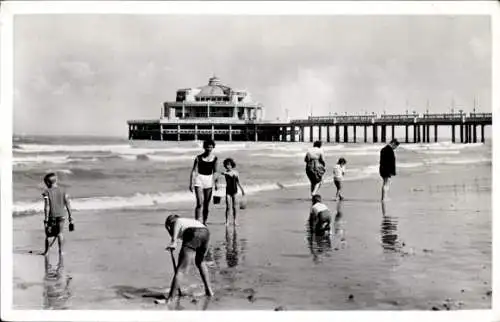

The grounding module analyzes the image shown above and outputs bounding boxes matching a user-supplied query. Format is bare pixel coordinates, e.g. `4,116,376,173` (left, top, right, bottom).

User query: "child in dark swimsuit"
223,158,245,226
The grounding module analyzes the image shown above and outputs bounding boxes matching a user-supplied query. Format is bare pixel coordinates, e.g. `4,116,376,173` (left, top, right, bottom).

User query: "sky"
13,15,491,137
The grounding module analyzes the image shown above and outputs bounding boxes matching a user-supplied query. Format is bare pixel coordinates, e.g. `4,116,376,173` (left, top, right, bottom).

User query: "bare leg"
43,237,49,256
202,188,213,225
167,247,194,301
381,177,390,201
231,195,238,225
57,234,64,259
312,181,322,196
195,250,214,296
194,187,203,221
225,195,230,226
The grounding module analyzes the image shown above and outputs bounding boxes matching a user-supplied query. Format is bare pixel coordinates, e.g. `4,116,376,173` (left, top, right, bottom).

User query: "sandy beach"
13,163,491,311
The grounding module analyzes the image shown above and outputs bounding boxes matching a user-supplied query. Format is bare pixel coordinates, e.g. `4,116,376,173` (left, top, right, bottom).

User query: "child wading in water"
333,157,347,201
41,173,74,258
223,158,245,226
164,214,214,303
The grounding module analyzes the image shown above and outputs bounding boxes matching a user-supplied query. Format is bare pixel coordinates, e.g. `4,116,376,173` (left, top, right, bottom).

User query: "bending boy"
165,214,214,302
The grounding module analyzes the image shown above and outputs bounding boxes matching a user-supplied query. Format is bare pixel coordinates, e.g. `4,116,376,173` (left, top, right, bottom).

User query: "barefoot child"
222,158,245,226
41,173,74,258
165,214,214,302
309,194,332,236
333,157,347,201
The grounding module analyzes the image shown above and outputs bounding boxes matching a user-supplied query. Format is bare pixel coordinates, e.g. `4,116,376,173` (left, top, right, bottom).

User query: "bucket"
239,197,247,209
213,195,221,205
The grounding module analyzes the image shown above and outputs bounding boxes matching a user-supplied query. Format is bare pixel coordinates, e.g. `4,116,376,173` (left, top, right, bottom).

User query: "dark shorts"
334,179,342,189
45,217,65,237
182,227,210,255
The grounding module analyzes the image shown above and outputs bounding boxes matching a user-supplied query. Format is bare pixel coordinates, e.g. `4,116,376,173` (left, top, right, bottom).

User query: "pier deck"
127,112,492,144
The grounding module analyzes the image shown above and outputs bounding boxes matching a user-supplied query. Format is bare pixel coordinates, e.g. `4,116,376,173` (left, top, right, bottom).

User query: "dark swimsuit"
197,155,217,175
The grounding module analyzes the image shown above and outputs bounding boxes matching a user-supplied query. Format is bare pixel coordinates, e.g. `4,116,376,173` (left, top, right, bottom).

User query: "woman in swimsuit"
189,139,219,225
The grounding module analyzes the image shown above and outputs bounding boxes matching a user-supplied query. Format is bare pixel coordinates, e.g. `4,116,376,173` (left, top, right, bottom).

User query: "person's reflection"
380,201,401,252
332,201,346,250
43,255,72,309
225,225,239,268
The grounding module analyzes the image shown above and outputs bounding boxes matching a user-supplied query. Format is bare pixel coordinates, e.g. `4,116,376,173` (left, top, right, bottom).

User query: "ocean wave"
13,155,99,166
12,181,292,216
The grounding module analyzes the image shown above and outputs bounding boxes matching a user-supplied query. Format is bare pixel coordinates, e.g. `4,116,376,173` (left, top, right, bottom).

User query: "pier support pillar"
211,125,214,140
229,125,232,141
434,125,438,142
364,125,368,143
254,125,258,142
194,124,198,141
353,126,357,143
481,125,485,143
177,125,181,141
427,125,431,143
373,125,378,143
290,126,295,142
159,125,163,141
299,126,304,142
128,125,132,140
473,125,477,143
381,125,386,143
451,125,455,143
405,125,409,143
343,126,348,143
309,126,314,142
469,125,473,143
391,125,395,141
319,126,323,142
464,124,469,143
326,126,331,143
335,126,340,143
460,125,464,143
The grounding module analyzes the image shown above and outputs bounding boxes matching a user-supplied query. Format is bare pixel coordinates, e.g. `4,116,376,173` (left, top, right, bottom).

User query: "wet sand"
13,165,491,311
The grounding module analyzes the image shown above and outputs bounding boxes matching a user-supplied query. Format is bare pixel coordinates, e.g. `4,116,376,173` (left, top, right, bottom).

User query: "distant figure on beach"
222,158,245,226
190,139,219,224
165,214,214,302
41,173,74,258
379,139,400,201
309,194,332,237
333,157,347,201
304,141,326,196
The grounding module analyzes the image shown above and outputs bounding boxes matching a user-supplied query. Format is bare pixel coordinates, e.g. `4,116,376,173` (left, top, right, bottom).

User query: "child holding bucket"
222,158,245,226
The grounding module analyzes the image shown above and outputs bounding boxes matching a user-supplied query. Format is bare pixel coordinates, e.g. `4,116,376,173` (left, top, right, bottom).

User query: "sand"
12,165,491,311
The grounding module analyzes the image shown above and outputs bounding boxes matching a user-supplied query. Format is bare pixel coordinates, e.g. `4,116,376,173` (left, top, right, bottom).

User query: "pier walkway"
127,112,492,144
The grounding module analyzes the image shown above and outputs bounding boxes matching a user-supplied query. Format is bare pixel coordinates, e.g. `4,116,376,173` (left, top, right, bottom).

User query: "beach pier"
128,111,491,144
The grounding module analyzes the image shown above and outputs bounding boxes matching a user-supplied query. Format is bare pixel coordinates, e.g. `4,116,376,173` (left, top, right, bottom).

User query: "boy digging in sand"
222,158,245,226
165,214,214,303
42,173,74,258
309,194,332,237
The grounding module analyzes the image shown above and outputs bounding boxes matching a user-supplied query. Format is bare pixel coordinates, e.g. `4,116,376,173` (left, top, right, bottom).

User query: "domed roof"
196,76,228,97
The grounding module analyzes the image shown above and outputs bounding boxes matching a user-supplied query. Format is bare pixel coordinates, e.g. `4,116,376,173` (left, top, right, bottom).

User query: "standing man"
379,139,400,201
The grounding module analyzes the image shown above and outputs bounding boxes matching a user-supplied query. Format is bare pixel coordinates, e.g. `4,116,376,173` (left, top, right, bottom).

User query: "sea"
12,135,491,217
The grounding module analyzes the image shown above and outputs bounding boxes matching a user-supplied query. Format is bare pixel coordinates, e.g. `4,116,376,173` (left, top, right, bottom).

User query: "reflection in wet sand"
380,201,402,252
225,226,239,268
43,256,72,309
